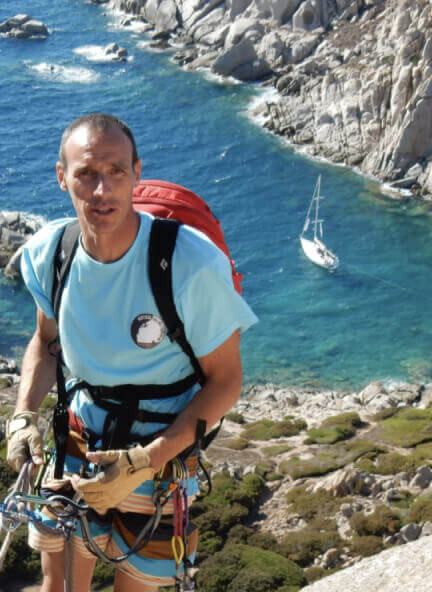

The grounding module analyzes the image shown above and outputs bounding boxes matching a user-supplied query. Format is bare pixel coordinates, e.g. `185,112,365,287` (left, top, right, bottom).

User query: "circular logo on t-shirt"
131,314,166,349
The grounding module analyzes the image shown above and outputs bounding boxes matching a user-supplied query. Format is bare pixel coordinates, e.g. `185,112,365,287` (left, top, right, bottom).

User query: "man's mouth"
92,207,116,216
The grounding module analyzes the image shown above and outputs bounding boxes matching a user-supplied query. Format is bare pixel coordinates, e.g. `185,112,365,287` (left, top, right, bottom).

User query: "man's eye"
111,167,125,176
78,169,94,178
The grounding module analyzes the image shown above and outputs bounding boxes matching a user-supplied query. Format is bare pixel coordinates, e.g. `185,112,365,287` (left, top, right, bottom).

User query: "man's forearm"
15,330,57,413
145,331,243,471
148,376,241,469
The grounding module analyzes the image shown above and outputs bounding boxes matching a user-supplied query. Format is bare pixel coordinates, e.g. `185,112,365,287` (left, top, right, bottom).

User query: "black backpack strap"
51,221,80,478
148,218,205,383
52,220,81,320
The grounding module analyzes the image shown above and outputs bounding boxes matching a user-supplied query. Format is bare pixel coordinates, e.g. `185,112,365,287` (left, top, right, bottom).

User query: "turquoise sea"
1,0,432,390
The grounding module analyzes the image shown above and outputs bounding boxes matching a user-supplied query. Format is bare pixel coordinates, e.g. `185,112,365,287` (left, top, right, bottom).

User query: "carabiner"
171,535,185,566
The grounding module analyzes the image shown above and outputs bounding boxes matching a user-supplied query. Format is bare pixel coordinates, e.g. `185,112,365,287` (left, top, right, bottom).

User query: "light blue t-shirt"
21,212,257,442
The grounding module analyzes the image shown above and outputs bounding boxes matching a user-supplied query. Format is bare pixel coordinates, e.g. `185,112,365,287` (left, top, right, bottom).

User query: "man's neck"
81,212,140,263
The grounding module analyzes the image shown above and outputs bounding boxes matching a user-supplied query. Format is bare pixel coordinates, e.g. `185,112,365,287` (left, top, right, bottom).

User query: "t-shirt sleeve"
20,218,74,319
174,239,258,359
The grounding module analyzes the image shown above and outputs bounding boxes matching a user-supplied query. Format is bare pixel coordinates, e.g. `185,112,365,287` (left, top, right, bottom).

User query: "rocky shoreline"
102,0,432,201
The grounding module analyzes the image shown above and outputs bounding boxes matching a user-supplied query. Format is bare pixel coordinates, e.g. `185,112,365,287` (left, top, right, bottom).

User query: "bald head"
59,113,139,170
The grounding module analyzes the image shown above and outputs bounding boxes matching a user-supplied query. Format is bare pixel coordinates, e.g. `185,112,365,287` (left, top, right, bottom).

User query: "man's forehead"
64,124,133,163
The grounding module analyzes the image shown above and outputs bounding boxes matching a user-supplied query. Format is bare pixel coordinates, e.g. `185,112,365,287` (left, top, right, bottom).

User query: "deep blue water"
1,0,432,390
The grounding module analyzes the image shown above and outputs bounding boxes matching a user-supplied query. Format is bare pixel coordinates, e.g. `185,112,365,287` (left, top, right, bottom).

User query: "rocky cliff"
109,0,432,199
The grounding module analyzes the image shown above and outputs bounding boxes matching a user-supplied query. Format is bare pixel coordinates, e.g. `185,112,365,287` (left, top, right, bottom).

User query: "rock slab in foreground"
303,535,432,592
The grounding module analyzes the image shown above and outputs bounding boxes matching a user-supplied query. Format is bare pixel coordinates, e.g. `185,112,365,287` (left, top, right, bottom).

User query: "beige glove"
6,411,43,472
73,446,155,514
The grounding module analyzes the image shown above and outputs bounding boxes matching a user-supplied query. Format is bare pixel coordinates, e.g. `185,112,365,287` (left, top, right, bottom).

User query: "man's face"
56,124,141,236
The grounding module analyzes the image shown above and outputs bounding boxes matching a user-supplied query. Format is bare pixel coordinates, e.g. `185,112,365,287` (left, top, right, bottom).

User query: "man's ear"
134,158,142,185
56,161,68,191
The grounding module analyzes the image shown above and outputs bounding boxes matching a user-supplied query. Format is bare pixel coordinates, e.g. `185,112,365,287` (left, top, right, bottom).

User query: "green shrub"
280,440,380,479
378,408,432,447
349,535,383,557
197,531,224,561
306,413,362,445
278,530,341,566
249,531,279,551
242,418,307,441
225,411,245,424
205,473,237,507
226,438,249,450
285,486,351,522
229,474,264,509
410,493,432,523
92,560,115,590
356,451,423,476
306,426,355,445
304,566,326,583
307,516,338,532
0,527,41,585
194,504,249,536
267,471,284,481
195,544,306,592
0,458,17,497
262,444,293,457
255,461,276,480
227,525,253,544
349,505,400,536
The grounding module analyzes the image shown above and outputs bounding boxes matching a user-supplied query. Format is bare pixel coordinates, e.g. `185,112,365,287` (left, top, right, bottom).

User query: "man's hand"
71,445,155,514
6,411,43,472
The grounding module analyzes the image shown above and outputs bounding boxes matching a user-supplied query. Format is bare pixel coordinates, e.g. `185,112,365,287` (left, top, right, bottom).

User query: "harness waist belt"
83,373,198,401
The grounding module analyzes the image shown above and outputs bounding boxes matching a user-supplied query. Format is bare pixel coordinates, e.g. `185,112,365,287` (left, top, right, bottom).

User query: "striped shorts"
29,430,199,587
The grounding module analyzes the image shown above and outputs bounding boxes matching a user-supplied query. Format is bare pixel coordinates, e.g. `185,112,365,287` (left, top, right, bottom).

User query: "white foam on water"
28,62,100,84
200,68,242,86
74,45,115,63
243,86,279,126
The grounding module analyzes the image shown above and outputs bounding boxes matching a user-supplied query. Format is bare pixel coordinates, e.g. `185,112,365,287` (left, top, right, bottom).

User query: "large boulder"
0,14,30,32
257,31,288,68
225,18,265,48
0,211,44,278
143,0,178,33
0,14,48,38
213,36,271,80
213,37,257,76
20,19,49,36
271,0,303,25
104,42,128,61
226,0,253,19
231,57,272,81
292,0,328,31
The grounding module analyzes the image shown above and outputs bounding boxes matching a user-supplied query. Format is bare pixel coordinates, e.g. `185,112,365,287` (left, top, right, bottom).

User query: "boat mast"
312,175,324,241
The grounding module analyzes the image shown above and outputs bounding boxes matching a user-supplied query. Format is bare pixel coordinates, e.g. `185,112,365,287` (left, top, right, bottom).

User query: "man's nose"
93,174,112,198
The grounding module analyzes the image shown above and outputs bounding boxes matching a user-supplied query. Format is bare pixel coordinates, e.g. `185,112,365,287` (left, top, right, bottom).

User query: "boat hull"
300,237,339,270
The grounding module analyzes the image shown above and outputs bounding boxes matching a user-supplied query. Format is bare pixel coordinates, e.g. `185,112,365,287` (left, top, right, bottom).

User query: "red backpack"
132,179,243,294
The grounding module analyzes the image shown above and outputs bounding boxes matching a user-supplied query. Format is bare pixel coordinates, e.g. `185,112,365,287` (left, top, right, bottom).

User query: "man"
6,114,257,592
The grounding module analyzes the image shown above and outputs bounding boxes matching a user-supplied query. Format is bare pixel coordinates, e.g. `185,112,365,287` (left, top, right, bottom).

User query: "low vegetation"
195,543,306,592
305,412,363,445
279,440,381,479
241,418,307,441
377,408,432,447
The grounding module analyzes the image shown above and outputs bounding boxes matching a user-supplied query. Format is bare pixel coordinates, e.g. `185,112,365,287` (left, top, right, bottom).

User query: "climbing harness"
0,455,197,570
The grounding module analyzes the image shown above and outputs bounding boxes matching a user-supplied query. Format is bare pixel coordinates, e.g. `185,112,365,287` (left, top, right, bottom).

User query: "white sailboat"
300,175,339,270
